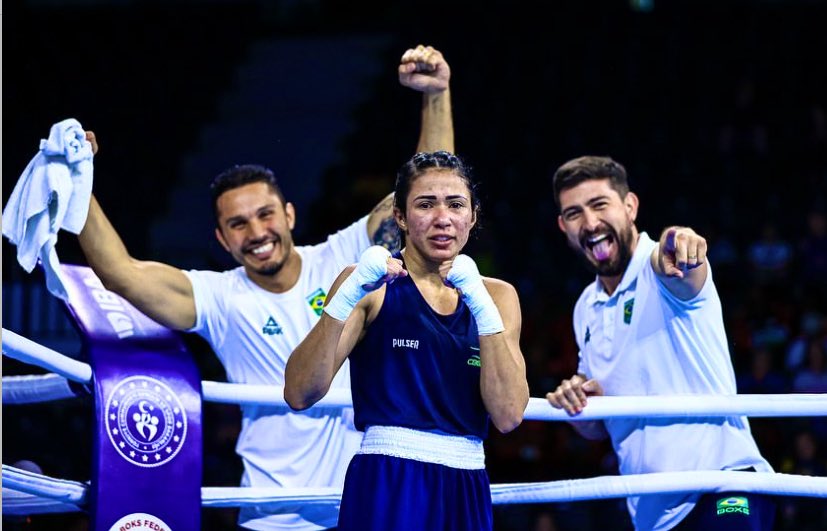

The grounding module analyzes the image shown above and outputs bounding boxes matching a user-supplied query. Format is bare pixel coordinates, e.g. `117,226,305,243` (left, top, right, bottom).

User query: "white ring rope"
203,382,353,409
201,472,827,508
3,374,81,404
4,328,826,417
489,471,827,503
518,393,827,421
2,329,92,383
201,381,827,420
2,465,87,509
200,486,343,509
2,489,84,516
4,464,826,516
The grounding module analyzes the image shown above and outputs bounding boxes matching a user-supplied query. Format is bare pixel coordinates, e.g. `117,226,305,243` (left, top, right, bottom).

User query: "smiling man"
545,156,776,531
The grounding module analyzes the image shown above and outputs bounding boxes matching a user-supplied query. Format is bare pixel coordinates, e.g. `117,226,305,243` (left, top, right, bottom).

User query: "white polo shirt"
185,216,370,530
573,232,771,531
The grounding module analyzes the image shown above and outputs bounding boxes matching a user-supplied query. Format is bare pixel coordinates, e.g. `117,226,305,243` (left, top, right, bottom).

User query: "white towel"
2,118,95,300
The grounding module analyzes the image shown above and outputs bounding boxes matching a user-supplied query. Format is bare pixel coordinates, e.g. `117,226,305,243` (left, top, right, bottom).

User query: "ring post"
61,265,202,531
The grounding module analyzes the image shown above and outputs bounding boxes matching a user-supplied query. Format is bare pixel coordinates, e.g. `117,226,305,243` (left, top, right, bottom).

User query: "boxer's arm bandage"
446,255,505,335
324,245,391,322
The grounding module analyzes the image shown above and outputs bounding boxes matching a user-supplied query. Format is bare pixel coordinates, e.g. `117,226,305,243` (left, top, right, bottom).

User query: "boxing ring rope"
5,328,827,419
3,329,92,382
4,327,827,518
6,463,827,515
200,382,827,421
3,373,85,403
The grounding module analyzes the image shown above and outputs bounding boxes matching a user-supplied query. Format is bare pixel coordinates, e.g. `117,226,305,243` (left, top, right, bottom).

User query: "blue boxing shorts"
337,426,492,531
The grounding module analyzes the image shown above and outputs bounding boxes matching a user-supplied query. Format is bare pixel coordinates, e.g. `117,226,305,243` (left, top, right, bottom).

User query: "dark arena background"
3,0,827,529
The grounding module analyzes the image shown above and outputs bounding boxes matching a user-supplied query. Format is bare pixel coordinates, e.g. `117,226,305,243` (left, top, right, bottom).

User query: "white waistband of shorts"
358,425,485,470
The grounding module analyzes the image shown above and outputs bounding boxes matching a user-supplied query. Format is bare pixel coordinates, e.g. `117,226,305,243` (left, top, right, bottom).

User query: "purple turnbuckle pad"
61,264,202,531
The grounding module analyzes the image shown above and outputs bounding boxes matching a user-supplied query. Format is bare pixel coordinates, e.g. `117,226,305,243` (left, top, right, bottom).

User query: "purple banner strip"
61,265,180,345
61,265,202,531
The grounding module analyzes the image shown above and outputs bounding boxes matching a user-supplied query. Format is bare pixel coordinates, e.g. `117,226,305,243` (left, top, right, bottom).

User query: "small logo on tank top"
467,354,481,367
392,338,419,349
262,317,283,335
716,496,750,516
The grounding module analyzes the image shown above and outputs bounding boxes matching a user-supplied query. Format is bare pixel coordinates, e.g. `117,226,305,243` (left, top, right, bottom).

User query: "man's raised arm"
401,44,454,154
78,132,197,330
366,44,455,248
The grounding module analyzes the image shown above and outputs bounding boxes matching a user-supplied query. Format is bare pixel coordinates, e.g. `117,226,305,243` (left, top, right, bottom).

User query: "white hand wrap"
324,245,391,322
445,254,505,335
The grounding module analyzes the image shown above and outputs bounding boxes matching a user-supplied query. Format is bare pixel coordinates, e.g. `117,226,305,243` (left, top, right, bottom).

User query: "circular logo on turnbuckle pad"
108,512,172,531
106,376,187,468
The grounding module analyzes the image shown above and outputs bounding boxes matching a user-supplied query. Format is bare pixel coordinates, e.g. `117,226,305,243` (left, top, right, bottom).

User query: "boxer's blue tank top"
349,267,490,439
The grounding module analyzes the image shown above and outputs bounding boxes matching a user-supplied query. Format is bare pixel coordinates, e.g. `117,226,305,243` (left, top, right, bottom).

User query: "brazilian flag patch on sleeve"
307,288,327,316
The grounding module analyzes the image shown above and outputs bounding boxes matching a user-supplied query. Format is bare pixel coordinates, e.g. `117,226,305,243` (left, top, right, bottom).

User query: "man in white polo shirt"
545,155,775,531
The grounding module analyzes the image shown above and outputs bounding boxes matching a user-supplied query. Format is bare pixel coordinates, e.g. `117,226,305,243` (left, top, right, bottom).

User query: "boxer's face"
214,182,296,277
396,169,476,262
557,178,638,277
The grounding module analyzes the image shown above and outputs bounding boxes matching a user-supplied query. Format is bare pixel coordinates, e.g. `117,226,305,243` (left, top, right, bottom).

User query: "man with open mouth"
546,155,776,531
